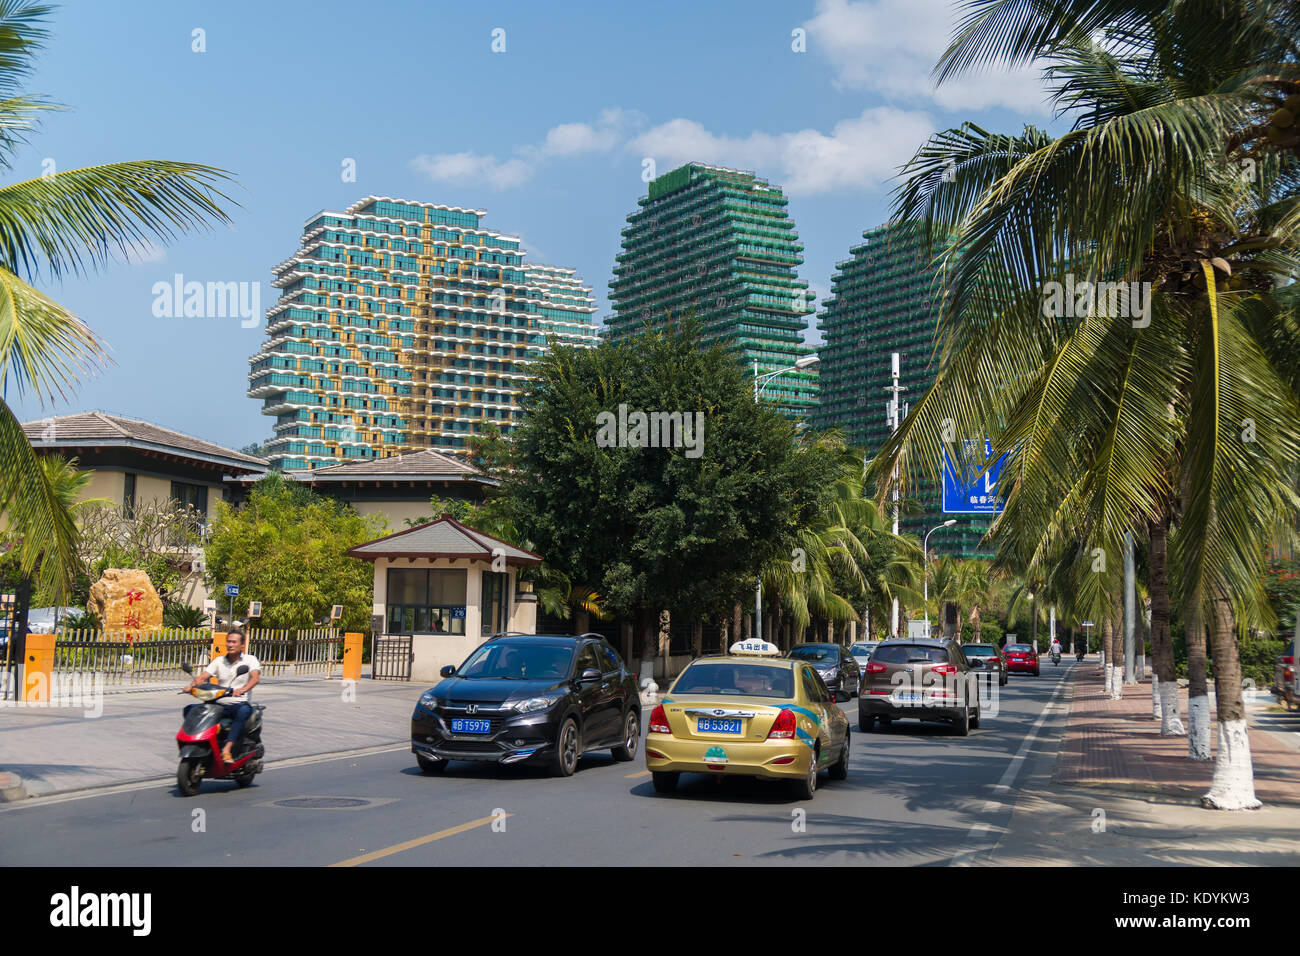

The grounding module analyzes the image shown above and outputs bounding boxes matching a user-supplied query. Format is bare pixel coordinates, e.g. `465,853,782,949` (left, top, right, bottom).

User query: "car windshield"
788,646,838,663
964,646,996,657
850,646,875,658
1005,644,1033,653
873,644,949,664
673,663,793,698
457,642,574,680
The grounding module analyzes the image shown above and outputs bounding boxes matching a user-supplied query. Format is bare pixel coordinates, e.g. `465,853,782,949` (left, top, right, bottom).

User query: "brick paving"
1055,672,1300,805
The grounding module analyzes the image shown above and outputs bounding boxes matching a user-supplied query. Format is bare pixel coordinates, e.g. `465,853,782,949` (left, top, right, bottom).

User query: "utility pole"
1124,531,1136,683
884,352,907,638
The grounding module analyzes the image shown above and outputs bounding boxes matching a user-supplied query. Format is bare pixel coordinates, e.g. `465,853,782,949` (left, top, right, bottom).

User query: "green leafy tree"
203,473,382,632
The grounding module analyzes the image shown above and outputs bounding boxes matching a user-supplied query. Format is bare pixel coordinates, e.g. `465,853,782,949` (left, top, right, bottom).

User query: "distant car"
787,642,861,700
410,634,641,777
858,638,981,735
1003,643,1040,676
1274,643,1296,711
646,640,850,799
962,642,1007,686
849,641,881,668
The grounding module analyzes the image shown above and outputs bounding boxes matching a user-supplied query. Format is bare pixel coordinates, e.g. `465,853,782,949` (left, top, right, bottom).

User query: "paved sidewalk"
1055,675,1300,805
0,677,422,797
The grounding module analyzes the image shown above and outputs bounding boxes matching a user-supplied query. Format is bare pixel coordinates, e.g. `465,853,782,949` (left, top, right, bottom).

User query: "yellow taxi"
644,639,851,799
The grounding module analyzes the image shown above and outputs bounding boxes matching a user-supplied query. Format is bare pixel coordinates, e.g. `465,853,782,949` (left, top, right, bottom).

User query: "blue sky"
12,0,1055,449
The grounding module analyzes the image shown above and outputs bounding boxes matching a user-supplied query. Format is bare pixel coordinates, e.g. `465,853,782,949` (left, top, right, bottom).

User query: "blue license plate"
696,717,741,734
450,718,491,734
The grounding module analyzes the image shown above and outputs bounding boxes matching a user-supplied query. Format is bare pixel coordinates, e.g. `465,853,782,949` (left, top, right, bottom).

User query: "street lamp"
923,519,957,628
753,355,820,640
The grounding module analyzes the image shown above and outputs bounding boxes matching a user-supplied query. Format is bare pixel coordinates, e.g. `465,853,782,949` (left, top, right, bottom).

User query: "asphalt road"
0,662,1076,866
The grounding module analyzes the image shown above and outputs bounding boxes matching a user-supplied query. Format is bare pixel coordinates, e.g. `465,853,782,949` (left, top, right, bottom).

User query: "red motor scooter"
175,661,265,796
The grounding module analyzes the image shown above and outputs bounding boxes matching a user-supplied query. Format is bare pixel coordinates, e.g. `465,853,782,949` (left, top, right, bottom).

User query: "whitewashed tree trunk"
1202,719,1261,809
1188,694,1212,759
1152,673,1162,719
1158,679,1184,736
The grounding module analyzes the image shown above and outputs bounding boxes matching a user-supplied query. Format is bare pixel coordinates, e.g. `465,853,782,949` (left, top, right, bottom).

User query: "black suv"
411,634,641,777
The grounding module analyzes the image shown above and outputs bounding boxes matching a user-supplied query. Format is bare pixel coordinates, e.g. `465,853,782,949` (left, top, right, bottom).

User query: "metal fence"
50,627,344,686
54,628,212,687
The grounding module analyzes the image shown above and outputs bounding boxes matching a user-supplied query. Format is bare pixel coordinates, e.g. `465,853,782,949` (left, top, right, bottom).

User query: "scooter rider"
1050,636,1062,662
185,628,260,764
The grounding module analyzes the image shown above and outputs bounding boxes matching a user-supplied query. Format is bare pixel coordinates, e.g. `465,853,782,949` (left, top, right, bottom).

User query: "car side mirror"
578,668,601,683
440,665,456,678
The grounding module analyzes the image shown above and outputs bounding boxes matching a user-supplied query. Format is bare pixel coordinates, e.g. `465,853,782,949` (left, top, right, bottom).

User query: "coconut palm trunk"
1186,605,1212,759
1148,516,1184,734
1202,589,1259,809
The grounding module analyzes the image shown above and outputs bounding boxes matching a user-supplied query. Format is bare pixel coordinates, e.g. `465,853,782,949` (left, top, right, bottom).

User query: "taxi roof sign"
729,639,780,657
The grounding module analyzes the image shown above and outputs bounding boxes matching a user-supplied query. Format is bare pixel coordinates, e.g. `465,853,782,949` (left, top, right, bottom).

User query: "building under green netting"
814,222,992,559
606,163,817,418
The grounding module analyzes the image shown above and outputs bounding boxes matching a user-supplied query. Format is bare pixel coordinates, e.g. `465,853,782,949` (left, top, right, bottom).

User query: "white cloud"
628,107,934,196
412,108,644,190
803,0,1050,114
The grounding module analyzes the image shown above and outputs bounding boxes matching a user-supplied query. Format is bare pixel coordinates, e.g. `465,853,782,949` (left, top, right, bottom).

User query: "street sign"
247,601,262,618
941,439,1008,514
224,585,239,597
1081,620,1094,627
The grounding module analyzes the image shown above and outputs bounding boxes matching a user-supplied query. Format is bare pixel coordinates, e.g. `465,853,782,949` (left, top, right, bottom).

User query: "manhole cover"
273,797,372,809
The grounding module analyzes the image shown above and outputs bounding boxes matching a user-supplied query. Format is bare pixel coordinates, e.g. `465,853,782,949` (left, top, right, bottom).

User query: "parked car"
410,634,640,777
962,642,1007,686
646,640,850,799
787,642,861,700
858,637,982,735
1274,642,1296,711
1003,643,1040,676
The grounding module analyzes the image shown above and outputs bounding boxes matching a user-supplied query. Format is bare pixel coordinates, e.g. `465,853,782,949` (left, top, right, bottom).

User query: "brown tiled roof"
347,515,542,566
300,449,485,479
22,411,267,471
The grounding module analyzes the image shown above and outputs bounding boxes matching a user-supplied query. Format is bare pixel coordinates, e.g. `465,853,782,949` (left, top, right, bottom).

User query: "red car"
1002,642,1040,676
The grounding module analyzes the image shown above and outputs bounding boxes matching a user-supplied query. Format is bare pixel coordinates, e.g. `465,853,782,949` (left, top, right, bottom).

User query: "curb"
0,770,28,802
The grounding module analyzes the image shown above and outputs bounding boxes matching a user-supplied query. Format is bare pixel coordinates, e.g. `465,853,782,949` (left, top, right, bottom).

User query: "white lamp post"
753,354,820,640
923,519,957,627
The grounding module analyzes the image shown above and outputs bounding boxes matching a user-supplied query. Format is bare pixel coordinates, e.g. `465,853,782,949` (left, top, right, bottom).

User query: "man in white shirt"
186,628,261,763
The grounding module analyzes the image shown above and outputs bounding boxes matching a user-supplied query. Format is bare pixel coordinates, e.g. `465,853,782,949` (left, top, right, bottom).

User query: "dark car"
411,634,641,777
962,642,1007,686
858,637,981,735
788,642,861,700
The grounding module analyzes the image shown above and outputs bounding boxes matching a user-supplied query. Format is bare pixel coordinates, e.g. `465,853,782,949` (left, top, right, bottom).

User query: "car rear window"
789,646,838,663
872,645,949,664
963,646,996,657
673,663,793,698
1005,644,1033,653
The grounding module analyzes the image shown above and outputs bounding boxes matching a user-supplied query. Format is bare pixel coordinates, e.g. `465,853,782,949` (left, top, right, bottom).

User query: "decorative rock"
87,569,163,639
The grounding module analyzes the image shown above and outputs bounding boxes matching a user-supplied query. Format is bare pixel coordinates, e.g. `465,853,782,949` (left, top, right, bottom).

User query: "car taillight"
932,664,957,675
864,662,888,673
767,708,796,740
1284,656,1295,665
649,705,670,735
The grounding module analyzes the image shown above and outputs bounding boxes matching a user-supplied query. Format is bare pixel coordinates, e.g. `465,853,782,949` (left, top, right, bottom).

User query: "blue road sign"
942,440,1008,514
224,584,240,597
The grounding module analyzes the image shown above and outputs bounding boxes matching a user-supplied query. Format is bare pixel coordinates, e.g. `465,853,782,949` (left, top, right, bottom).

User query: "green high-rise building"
815,222,990,558
606,163,817,417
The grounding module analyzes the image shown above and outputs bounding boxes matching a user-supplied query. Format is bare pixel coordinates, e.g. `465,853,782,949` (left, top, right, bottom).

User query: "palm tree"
876,0,1300,809
0,2,235,609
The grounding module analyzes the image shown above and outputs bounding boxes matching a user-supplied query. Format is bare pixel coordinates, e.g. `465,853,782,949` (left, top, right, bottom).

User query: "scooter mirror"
181,662,193,674
236,664,250,676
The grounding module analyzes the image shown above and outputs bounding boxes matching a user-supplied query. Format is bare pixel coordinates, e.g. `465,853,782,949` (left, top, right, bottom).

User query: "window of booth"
386,568,467,634
481,570,509,636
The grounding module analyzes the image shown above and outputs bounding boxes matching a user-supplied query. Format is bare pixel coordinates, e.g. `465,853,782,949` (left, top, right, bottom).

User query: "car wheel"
652,771,679,794
550,718,580,777
970,707,981,730
859,713,874,733
953,706,970,736
416,755,445,775
851,678,861,699
612,709,639,761
791,749,818,800
829,731,849,781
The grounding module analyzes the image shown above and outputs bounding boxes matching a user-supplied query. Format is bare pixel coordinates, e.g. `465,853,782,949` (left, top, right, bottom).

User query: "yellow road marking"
330,813,512,867
625,770,651,779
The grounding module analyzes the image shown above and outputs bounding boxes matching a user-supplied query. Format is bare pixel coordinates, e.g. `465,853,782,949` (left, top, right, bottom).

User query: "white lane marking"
951,664,1074,866
0,743,410,812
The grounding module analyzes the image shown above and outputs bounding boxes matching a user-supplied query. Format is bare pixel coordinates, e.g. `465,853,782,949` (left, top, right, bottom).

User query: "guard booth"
347,515,542,683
